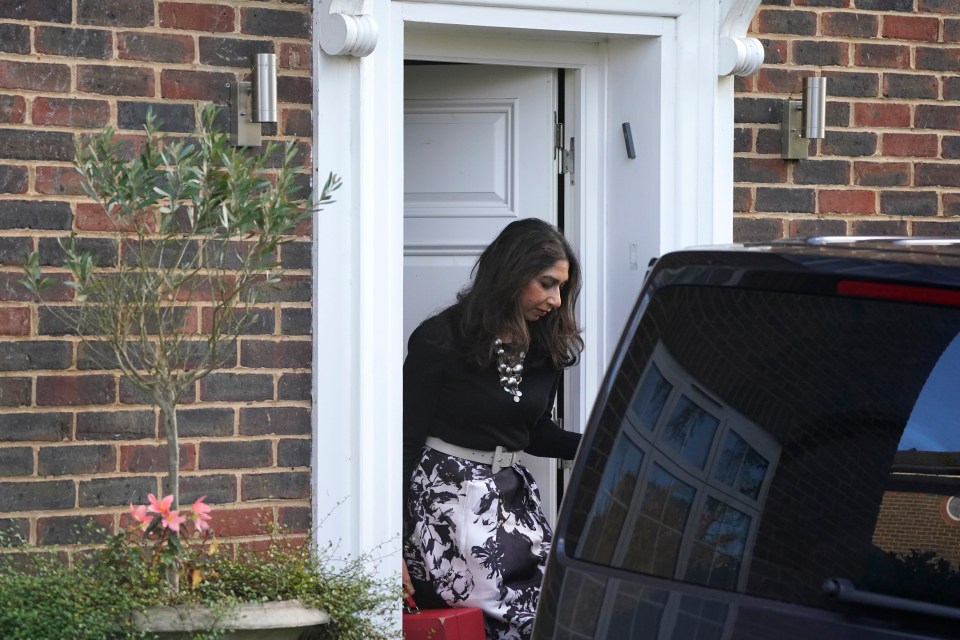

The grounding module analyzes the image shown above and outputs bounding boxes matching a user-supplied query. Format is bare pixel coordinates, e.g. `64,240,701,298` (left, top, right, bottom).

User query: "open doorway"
402,60,574,519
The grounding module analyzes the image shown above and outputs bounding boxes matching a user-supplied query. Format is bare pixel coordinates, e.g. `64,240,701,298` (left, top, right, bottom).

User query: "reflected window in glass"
662,396,719,470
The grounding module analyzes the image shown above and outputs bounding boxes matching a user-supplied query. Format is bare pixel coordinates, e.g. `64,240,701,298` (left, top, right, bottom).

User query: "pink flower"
190,496,212,533
160,508,187,532
129,503,151,531
145,493,186,532
147,493,174,517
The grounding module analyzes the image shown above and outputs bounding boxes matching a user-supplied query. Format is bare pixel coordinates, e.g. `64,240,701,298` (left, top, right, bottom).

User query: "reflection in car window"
867,334,960,606
567,285,960,613
900,334,960,452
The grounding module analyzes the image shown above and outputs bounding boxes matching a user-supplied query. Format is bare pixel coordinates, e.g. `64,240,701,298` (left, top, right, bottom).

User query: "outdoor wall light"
781,77,827,160
231,53,278,147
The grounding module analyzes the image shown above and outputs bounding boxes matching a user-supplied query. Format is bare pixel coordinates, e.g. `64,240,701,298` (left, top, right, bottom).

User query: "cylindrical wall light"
781,76,828,160
803,77,827,139
252,53,277,124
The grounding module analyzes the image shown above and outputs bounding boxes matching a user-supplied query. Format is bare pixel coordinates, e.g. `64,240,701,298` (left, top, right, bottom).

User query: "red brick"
853,103,911,128
36,375,116,406
279,42,310,71
881,133,938,157
32,97,110,129
159,2,235,32
119,443,197,473
822,11,879,38
35,166,87,196
282,108,311,137
853,161,911,187
74,202,152,232
0,95,26,124
734,157,788,183
160,69,232,101
882,15,940,41
819,189,877,214
0,308,30,335
77,64,155,97
212,507,276,537
0,61,71,92
757,67,811,94
854,43,911,69
118,32,195,63
943,193,960,216
733,187,753,213
277,76,311,104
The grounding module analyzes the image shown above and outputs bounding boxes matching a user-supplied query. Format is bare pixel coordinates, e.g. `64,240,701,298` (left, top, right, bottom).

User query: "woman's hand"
402,560,415,599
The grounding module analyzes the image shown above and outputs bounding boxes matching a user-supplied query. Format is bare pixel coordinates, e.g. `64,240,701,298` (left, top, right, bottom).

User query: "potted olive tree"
19,105,393,639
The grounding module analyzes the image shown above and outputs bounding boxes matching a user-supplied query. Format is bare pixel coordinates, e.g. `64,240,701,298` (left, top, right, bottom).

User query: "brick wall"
0,0,314,553
734,0,960,241
873,492,960,567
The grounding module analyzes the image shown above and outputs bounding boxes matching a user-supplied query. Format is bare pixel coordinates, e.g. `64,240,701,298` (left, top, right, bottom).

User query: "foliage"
191,533,397,640
0,524,398,640
0,531,164,640
862,547,960,607
20,104,340,513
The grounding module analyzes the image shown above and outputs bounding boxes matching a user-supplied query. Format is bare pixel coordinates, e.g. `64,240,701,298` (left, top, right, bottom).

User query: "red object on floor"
403,606,486,640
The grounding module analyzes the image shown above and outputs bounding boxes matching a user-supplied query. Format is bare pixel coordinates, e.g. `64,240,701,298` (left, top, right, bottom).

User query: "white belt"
424,436,521,474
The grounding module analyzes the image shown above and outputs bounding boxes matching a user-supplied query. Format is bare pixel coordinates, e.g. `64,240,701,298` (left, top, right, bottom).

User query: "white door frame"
310,0,764,626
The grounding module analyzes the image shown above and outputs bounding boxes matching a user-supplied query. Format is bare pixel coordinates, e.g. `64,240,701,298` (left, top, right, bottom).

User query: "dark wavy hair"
452,218,583,369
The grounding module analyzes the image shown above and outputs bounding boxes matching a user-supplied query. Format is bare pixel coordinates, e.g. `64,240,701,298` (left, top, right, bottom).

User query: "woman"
403,218,583,640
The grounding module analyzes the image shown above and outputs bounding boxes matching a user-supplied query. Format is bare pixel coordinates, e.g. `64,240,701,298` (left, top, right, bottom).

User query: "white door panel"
404,63,560,521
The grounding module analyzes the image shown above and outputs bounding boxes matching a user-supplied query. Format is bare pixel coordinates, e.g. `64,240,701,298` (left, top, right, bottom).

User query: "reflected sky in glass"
900,332,960,452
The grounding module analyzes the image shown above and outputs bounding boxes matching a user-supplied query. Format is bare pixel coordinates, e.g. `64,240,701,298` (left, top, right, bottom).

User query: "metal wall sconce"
231,53,277,147
781,77,827,160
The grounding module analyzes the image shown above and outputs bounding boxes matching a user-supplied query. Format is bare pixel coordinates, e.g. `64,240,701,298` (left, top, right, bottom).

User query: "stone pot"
134,599,330,640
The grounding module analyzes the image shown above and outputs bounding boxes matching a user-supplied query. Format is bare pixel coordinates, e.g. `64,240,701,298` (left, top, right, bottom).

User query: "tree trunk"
159,400,180,510
159,398,180,592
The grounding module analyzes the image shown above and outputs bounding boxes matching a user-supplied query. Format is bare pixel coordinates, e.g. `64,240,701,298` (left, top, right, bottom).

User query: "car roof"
658,236,960,289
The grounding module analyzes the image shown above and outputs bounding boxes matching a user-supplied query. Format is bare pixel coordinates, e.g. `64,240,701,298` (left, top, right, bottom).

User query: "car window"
566,284,960,611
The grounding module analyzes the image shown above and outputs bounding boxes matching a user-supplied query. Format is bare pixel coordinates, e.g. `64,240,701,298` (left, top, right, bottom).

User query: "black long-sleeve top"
402,306,581,489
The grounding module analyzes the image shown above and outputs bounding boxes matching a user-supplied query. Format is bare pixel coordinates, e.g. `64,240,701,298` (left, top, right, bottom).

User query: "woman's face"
519,260,569,322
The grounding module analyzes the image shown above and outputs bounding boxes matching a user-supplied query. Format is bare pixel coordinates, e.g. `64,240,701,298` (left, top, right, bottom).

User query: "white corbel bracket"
319,0,378,57
718,36,764,77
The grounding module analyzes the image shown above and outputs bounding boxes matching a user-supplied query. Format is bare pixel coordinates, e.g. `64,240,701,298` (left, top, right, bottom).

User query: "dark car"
534,237,960,640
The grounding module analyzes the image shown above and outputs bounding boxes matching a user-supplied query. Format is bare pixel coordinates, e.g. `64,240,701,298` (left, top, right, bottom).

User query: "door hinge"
554,114,572,176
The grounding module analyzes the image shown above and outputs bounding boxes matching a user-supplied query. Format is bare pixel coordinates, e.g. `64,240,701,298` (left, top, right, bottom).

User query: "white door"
404,63,562,520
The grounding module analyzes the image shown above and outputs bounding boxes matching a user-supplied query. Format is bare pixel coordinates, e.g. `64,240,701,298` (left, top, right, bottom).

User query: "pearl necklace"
495,338,525,402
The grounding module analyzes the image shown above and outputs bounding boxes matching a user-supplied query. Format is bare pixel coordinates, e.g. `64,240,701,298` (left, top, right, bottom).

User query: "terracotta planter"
134,599,329,640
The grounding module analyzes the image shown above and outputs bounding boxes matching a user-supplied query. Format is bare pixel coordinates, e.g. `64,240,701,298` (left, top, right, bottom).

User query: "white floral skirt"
404,446,552,640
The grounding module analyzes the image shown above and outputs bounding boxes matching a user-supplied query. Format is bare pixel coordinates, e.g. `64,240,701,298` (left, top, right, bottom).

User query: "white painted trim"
309,1,765,632
318,0,380,56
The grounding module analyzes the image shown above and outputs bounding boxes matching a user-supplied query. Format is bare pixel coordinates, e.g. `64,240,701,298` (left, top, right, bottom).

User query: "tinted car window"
564,284,960,611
